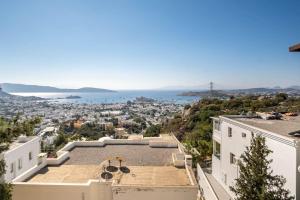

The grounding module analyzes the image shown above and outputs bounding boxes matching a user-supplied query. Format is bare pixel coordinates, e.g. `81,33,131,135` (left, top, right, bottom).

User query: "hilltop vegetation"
179,87,300,97
145,93,300,162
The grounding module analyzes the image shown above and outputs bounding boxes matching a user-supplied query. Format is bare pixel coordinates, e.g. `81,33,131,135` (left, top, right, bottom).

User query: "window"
230,153,236,164
242,132,246,138
10,163,14,173
18,158,22,170
214,141,221,159
228,127,232,137
214,120,220,131
29,152,32,161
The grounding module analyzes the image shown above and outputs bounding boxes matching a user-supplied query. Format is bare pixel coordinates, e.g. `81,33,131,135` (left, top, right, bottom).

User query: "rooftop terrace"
28,165,101,183
25,138,192,186
64,145,179,166
224,115,300,141
28,165,191,186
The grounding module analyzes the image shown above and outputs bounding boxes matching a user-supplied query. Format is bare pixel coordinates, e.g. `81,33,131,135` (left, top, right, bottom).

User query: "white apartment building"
2,135,41,182
211,115,300,199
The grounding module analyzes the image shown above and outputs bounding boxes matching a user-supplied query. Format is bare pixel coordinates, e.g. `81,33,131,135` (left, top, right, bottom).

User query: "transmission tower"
210,82,214,95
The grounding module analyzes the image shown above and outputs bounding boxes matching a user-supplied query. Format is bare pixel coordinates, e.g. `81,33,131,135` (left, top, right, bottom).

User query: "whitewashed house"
211,115,300,199
2,135,41,182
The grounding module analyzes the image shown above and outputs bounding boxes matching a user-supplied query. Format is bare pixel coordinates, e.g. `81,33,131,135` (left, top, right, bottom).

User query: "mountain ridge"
0,83,116,93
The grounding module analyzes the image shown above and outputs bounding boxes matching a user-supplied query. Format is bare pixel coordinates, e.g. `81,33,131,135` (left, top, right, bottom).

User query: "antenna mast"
210,82,214,95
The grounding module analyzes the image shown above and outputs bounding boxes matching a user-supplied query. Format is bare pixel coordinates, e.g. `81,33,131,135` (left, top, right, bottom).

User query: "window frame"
230,153,236,164
18,158,22,170
228,127,232,137
214,141,221,159
29,152,32,161
242,132,247,138
10,163,14,173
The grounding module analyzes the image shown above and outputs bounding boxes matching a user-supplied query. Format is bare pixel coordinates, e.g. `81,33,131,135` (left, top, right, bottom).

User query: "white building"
2,135,41,182
39,126,58,145
10,134,198,200
211,115,300,199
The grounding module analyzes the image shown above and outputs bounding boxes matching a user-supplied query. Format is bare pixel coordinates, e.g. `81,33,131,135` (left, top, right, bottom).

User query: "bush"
144,124,161,137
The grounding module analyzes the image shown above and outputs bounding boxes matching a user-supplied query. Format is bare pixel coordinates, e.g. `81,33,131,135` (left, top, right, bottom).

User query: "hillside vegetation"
146,93,300,162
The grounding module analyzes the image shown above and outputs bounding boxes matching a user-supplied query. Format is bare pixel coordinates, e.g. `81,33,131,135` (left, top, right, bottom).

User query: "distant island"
134,96,156,103
1,83,116,93
65,95,81,99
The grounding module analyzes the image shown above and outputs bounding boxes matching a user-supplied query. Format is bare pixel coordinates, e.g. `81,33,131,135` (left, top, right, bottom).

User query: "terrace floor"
64,145,179,166
27,165,191,186
118,166,191,186
28,165,101,183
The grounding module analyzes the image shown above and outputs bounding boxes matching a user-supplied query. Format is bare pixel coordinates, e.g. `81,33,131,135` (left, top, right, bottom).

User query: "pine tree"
0,117,12,200
230,136,294,200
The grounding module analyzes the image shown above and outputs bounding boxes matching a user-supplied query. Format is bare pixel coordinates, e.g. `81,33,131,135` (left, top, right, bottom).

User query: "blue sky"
0,0,299,90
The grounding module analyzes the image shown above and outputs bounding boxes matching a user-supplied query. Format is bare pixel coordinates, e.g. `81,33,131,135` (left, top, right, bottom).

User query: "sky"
0,0,299,90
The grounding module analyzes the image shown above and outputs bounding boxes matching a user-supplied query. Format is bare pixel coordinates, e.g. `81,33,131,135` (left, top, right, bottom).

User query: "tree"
53,133,68,148
144,124,161,137
0,118,14,200
0,183,12,200
230,136,294,200
275,93,288,102
0,116,41,200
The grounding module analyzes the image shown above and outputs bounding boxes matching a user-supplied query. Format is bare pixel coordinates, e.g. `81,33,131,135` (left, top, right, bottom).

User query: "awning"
289,43,300,52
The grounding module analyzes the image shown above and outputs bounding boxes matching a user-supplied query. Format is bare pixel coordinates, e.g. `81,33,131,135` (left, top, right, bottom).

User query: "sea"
12,90,200,105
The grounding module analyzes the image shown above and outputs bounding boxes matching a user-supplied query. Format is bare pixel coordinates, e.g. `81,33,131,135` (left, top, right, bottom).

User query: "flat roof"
27,165,101,183
25,136,194,186
289,43,300,52
64,145,179,166
27,165,191,186
119,166,191,186
7,136,38,152
224,116,300,140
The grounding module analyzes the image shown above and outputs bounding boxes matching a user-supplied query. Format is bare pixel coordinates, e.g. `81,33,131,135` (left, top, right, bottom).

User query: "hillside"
179,87,300,97
0,89,43,101
1,83,116,93
149,93,300,163
178,90,229,98
0,90,12,97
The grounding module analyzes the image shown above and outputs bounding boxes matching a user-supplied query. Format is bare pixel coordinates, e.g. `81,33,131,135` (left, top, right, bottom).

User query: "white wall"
212,117,298,199
13,180,112,200
197,164,218,200
4,137,41,182
112,185,198,200
217,119,252,197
